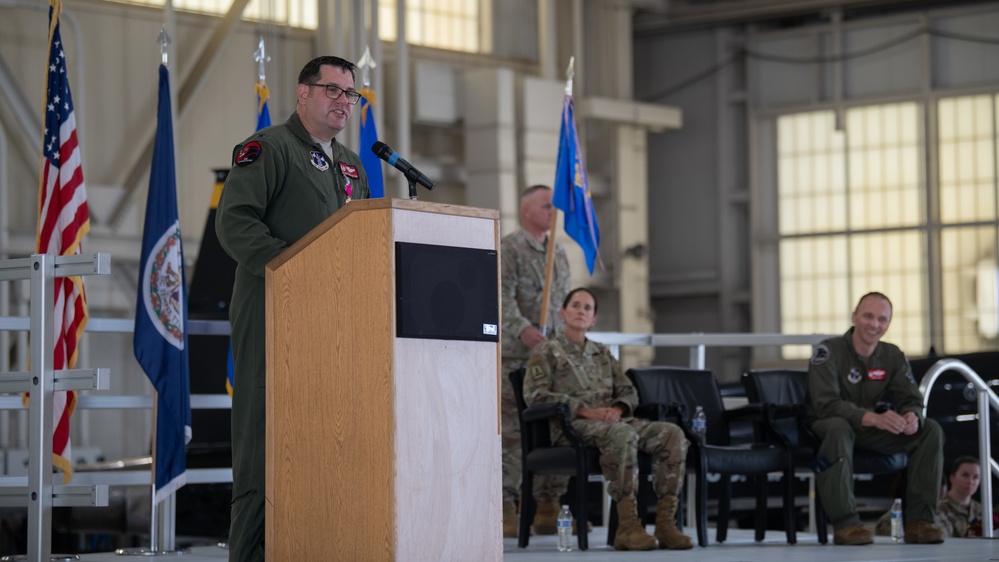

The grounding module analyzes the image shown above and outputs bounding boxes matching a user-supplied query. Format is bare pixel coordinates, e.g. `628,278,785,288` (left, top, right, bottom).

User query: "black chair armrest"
634,402,667,421
523,402,586,449
523,402,568,423
721,403,768,424
764,403,803,421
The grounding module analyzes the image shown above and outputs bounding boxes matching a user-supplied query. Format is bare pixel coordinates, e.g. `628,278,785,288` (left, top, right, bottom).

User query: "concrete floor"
64,527,998,562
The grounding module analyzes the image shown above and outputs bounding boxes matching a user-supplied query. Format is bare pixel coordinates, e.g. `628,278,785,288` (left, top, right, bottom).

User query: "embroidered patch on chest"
867,368,886,381
310,151,330,171
338,162,359,178
847,368,862,384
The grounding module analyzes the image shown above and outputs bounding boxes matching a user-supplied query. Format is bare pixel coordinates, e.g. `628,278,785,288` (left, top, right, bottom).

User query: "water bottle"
692,406,708,442
890,497,904,542
556,504,573,552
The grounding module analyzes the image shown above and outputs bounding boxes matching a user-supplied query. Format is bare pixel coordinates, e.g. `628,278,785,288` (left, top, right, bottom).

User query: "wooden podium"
264,198,502,561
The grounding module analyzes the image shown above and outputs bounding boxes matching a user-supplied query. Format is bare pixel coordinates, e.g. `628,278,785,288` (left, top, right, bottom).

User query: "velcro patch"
339,162,359,178
235,141,262,166
810,343,830,365
867,368,886,381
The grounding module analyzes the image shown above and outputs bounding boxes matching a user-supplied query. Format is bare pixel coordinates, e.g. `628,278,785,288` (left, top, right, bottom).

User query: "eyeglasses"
305,83,361,105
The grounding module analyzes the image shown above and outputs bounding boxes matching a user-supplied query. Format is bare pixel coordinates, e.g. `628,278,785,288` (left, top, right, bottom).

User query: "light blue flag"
552,95,602,274
359,91,384,198
256,81,271,131
134,63,192,504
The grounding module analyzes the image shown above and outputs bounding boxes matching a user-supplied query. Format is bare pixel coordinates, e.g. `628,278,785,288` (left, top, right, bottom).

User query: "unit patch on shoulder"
235,141,262,166
310,151,330,171
809,343,830,365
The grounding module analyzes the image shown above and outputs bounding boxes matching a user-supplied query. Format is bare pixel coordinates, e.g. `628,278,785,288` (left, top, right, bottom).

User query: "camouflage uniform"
806,328,943,529
875,496,981,537
524,335,688,501
501,229,570,503
935,496,982,537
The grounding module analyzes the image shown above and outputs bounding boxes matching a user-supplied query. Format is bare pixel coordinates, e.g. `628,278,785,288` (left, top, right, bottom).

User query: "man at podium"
216,55,370,562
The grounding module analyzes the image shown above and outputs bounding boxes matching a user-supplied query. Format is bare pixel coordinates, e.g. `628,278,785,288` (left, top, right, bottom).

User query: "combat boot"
904,520,945,544
613,496,657,551
654,495,692,549
502,499,518,538
531,498,560,535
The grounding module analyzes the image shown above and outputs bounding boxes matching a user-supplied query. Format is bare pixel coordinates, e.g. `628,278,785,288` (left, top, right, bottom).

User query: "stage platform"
67,527,996,561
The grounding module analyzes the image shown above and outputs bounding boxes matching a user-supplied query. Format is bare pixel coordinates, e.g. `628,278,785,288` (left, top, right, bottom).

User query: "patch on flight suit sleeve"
810,343,830,365
234,141,262,166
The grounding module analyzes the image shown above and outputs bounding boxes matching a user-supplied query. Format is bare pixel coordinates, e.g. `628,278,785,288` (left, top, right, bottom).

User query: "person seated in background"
876,455,983,538
806,292,945,546
523,287,692,551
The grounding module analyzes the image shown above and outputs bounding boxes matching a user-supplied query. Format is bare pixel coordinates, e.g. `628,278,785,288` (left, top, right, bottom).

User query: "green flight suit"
216,112,369,562
806,328,943,529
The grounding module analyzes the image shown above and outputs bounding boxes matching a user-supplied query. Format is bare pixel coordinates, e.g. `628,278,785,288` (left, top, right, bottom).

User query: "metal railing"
0,253,112,561
3,284,996,554
919,359,998,538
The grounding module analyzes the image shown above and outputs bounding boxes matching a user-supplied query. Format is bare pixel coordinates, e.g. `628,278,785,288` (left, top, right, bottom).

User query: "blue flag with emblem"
553,94,602,274
358,89,384,198
134,63,192,504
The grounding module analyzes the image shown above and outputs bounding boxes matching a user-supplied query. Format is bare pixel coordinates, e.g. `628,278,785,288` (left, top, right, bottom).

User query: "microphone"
371,141,435,190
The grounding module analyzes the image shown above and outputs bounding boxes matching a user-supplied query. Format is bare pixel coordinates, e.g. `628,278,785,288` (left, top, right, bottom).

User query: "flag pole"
538,57,575,334
116,27,187,557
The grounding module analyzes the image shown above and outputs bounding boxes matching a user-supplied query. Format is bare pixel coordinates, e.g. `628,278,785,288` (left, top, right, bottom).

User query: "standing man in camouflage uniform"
217,55,369,562
806,292,944,546
500,185,570,537
524,288,692,551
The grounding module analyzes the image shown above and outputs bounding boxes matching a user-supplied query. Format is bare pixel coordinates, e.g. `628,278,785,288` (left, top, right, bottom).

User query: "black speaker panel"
395,242,499,342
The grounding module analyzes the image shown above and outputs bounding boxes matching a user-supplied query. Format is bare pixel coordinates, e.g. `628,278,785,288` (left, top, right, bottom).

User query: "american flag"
32,0,91,482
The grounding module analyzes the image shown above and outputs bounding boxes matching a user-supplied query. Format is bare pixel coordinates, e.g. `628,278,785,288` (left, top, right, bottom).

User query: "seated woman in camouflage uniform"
523,287,692,551
877,455,984,537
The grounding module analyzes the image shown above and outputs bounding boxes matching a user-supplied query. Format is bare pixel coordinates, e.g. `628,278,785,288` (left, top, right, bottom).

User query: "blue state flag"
553,95,602,274
134,64,192,504
358,90,384,198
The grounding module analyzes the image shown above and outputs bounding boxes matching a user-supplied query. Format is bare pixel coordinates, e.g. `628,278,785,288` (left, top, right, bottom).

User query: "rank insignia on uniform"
310,151,330,171
338,162,359,178
848,368,862,384
235,141,262,166
867,368,886,381
810,343,830,365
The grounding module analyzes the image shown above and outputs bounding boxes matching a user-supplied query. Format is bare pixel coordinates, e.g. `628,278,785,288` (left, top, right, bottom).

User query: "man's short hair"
855,291,892,313
298,56,357,84
521,184,552,199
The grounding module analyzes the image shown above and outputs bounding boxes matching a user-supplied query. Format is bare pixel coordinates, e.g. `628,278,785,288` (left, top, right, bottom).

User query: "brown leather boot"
502,499,518,538
531,498,560,535
613,496,657,551
904,520,945,544
654,496,692,549
833,524,873,545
